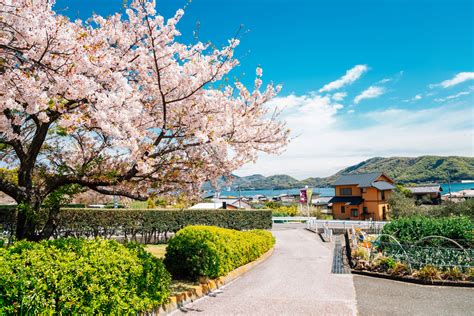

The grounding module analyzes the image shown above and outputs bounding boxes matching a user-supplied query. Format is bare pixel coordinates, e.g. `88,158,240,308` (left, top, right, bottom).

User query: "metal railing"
274,217,388,231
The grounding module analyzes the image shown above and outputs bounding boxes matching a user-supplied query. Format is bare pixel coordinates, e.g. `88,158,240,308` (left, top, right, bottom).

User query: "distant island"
204,156,474,190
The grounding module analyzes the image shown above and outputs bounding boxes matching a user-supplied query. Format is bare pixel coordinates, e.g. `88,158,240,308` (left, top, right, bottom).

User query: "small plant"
414,265,441,281
468,268,474,281
390,262,409,276
372,255,397,271
442,267,463,281
353,246,369,261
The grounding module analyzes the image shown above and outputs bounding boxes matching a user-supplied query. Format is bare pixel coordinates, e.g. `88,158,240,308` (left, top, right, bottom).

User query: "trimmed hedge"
164,225,275,279
382,215,473,247
0,238,171,314
51,209,272,242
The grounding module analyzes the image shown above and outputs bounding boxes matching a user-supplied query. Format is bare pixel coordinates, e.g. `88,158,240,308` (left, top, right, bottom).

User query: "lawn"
145,244,167,258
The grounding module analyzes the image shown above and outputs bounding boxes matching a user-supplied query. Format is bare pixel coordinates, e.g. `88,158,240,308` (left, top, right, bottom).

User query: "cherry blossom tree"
0,0,289,240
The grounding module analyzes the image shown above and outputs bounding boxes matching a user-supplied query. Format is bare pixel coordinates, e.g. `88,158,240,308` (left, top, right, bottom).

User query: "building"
311,196,332,213
442,189,474,202
405,185,442,205
328,172,395,221
189,198,251,210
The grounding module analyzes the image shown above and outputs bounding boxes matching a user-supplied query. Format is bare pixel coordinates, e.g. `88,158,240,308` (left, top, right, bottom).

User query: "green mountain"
204,156,474,190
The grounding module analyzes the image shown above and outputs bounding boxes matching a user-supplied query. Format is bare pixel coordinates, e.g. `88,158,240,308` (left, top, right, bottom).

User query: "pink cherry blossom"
0,0,289,239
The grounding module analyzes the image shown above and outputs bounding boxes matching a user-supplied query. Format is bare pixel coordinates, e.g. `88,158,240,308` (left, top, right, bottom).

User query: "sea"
217,182,474,198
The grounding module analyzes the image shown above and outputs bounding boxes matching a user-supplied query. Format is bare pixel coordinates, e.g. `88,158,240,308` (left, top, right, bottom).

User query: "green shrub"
381,215,473,247
0,238,171,314
164,225,275,279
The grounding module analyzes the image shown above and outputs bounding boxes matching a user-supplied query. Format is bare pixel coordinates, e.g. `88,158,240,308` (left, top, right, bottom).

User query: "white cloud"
319,65,368,93
332,92,347,101
237,95,473,179
432,72,474,88
403,94,422,102
354,86,385,104
434,90,472,102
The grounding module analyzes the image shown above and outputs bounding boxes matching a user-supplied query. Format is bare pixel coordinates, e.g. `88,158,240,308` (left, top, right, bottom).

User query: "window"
351,209,358,217
340,188,352,196
363,207,368,214
341,206,345,213
381,191,386,200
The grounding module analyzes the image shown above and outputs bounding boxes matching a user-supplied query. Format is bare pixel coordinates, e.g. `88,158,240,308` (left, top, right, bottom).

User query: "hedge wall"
0,208,270,243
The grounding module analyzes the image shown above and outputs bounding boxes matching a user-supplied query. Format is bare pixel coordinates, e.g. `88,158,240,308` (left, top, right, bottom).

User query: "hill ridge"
203,155,474,190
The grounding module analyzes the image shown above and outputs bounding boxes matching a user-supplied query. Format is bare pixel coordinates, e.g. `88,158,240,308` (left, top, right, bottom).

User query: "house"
442,189,474,202
328,172,395,221
311,196,332,213
211,198,252,209
189,198,252,210
189,202,232,210
405,185,442,205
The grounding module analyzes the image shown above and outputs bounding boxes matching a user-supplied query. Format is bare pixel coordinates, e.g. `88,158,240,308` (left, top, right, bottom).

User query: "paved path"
354,274,474,316
173,223,357,316
173,224,474,315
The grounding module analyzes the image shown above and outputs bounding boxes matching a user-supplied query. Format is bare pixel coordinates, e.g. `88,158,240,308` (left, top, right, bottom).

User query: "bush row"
164,225,275,280
0,238,171,314
381,215,473,247
0,208,273,242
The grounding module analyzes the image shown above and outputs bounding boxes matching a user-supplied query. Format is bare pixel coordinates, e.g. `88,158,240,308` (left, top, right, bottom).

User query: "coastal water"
218,182,473,198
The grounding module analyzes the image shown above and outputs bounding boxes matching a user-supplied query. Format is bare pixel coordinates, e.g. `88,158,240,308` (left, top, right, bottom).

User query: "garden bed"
351,269,474,287
346,215,474,287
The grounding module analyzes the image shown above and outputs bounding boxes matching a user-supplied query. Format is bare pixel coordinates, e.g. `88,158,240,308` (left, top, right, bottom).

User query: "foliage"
428,199,474,220
390,262,409,276
380,242,473,270
387,190,417,219
6,208,271,243
0,209,273,243
0,238,171,314
414,265,442,281
164,225,275,279
353,247,369,261
381,215,473,247
373,256,397,270
443,267,463,281
266,202,298,216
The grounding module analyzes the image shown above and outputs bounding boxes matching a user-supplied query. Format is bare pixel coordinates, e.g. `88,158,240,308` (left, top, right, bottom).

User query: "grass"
145,244,167,259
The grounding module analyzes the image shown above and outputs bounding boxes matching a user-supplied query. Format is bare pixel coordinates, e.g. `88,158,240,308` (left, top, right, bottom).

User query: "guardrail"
273,217,388,232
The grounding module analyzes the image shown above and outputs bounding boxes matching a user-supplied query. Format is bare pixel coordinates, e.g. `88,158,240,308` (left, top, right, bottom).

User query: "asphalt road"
172,223,357,315
354,274,474,316
173,224,474,316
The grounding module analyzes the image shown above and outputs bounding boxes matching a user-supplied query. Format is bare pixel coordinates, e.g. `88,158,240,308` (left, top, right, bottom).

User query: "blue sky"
56,0,473,178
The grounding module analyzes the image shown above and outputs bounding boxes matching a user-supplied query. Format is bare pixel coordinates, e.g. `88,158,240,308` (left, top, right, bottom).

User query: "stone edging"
351,269,474,288
154,247,275,315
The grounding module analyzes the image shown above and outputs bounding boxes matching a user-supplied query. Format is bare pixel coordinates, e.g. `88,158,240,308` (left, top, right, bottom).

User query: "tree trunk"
14,201,42,241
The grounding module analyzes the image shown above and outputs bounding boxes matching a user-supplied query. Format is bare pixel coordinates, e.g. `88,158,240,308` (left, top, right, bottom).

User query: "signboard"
299,189,307,203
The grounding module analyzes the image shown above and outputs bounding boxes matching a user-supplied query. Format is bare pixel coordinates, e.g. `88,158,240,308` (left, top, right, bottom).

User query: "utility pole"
447,170,452,200
238,186,242,209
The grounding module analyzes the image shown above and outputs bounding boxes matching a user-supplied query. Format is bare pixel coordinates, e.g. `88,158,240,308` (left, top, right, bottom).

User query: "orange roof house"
328,172,395,221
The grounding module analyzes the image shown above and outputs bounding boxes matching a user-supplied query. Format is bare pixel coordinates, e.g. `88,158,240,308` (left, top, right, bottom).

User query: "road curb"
154,247,275,315
352,270,474,287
